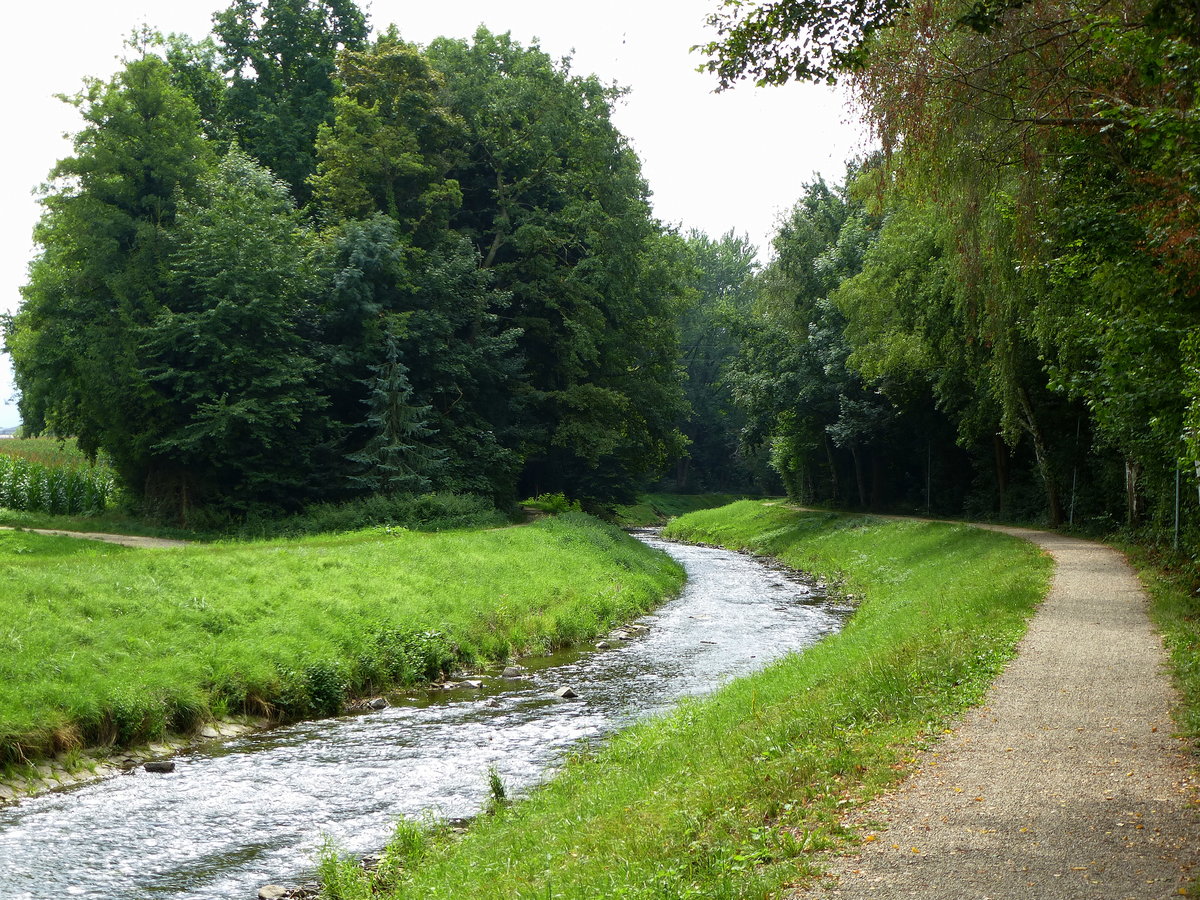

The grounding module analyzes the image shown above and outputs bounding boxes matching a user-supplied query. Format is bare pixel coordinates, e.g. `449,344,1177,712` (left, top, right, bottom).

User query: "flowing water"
0,531,849,900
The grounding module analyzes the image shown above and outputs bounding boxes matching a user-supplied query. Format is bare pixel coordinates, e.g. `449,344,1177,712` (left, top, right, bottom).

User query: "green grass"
0,436,93,467
0,508,200,541
1121,541,1200,747
611,492,757,526
0,512,683,766
318,500,1051,900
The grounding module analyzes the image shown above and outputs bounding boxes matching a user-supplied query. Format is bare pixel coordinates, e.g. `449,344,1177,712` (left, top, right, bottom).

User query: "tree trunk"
1016,388,1063,526
870,450,883,511
993,434,1009,517
850,444,867,509
1125,457,1142,526
824,433,840,504
675,456,691,491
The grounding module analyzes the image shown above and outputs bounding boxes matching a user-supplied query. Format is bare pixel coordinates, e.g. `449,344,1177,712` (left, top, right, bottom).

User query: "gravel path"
0,525,189,548
815,526,1199,899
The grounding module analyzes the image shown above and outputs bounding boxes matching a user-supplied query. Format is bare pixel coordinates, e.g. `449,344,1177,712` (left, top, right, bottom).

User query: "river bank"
0,512,683,781
310,502,1049,899
0,528,841,898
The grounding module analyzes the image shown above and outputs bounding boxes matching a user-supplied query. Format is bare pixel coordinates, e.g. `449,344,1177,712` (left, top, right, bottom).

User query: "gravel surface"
814,526,1199,899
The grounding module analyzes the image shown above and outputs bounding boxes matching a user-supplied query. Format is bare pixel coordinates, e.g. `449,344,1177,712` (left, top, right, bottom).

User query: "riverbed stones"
257,885,289,900
143,761,175,774
554,686,578,699
368,697,388,710
595,640,611,650
501,666,522,678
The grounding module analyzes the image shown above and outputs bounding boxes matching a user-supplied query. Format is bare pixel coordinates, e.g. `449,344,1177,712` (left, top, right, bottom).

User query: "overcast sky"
1,0,867,429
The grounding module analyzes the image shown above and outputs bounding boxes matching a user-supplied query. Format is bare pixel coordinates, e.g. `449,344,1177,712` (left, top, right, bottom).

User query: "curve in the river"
0,531,849,900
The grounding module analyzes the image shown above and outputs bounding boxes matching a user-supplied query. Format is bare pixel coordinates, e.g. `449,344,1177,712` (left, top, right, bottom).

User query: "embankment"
0,512,682,777
316,500,1050,899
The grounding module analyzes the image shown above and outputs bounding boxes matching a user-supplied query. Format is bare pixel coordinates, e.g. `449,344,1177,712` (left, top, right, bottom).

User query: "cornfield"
0,455,115,515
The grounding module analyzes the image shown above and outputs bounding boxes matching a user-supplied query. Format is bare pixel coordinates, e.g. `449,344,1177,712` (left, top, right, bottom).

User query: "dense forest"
695,0,1200,537
5,0,1199,540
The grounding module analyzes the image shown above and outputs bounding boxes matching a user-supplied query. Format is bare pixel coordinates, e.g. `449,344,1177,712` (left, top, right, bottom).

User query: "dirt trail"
0,525,189,548
814,525,1199,899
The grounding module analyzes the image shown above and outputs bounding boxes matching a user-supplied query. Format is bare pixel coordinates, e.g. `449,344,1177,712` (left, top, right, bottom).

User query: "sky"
1,0,867,430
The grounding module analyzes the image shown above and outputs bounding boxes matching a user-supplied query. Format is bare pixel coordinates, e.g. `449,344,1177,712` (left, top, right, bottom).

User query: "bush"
232,492,508,539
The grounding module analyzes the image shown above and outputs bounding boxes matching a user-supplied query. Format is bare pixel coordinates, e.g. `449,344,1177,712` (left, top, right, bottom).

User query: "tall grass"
0,436,92,467
317,501,1050,899
0,512,682,766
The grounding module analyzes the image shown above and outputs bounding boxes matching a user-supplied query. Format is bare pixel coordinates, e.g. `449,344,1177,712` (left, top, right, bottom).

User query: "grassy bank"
611,492,755,526
0,512,682,768
1122,543,1200,746
319,500,1051,899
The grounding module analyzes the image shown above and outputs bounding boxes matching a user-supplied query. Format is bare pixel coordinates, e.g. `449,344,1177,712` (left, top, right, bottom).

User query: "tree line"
10,0,1196,536
5,0,693,520
688,0,1200,536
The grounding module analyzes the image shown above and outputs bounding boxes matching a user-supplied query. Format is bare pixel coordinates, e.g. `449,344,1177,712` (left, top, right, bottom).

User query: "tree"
213,0,368,202
428,29,689,502
346,331,442,495
674,230,763,491
313,217,523,502
141,147,324,516
310,28,462,242
6,50,211,489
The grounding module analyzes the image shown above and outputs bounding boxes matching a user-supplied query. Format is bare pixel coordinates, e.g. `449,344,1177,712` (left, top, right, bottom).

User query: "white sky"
1,0,866,429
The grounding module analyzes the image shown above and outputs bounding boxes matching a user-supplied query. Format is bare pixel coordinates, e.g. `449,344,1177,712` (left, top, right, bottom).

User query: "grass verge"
1120,542,1200,747
317,500,1051,899
0,512,682,768
610,492,758,527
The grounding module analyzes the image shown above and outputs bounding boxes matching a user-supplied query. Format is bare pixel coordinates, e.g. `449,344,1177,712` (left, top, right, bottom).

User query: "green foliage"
429,29,689,503
212,0,369,201
520,493,581,515
671,231,768,492
0,513,683,765
143,146,324,515
0,456,114,516
311,29,461,241
317,502,1047,899
0,436,95,468
8,7,692,520
345,335,443,496
6,51,211,478
699,0,911,86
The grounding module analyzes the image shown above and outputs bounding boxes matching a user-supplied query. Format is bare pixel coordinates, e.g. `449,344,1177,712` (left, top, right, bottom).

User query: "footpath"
815,527,1199,898
0,524,188,548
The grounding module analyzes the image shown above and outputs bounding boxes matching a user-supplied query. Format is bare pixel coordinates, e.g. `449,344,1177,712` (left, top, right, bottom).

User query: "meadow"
318,501,1051,899
0,512,683,767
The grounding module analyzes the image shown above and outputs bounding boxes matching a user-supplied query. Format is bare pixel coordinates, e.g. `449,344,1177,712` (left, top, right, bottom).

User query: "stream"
0,530,849,900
